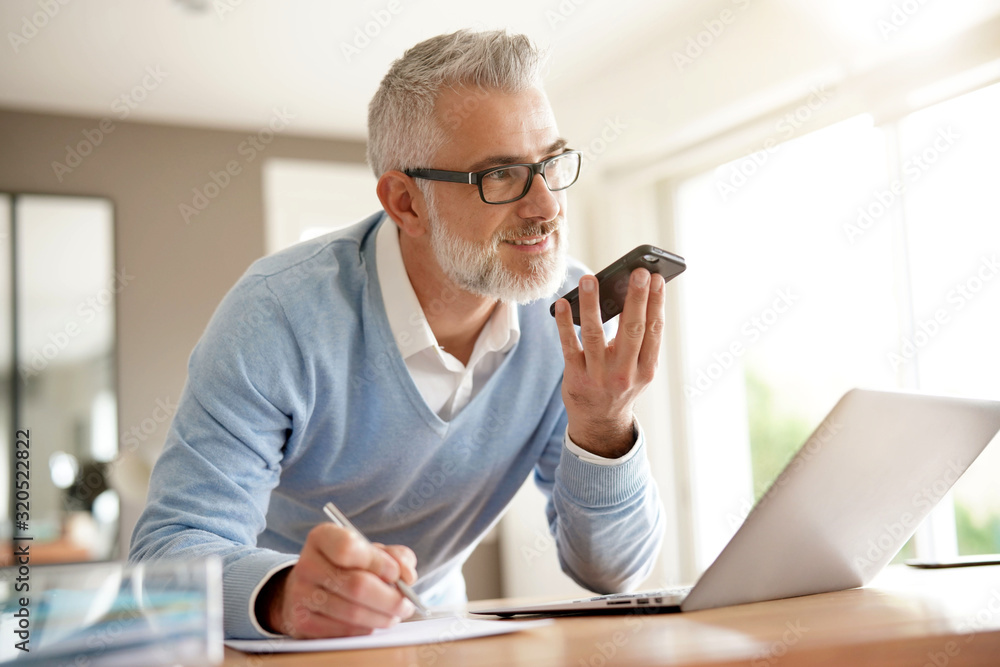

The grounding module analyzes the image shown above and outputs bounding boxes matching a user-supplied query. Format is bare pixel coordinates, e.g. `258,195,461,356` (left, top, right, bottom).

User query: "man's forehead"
435,85,563,167
464,138,568,172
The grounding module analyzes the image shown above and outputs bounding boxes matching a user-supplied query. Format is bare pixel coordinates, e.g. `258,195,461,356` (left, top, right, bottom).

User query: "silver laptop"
473,388,1000,617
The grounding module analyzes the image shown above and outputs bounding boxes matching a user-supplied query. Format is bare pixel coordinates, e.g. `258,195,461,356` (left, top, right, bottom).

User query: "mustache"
495,218,562,243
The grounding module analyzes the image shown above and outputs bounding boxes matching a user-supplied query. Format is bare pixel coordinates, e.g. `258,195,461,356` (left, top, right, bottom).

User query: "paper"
225,616,551,653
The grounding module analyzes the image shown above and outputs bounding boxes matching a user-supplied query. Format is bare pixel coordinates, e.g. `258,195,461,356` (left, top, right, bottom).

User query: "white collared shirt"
375,219,639,465
376,218,518,421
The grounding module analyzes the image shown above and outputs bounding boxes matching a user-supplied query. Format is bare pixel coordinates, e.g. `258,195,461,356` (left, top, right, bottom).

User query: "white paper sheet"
225,616,551,653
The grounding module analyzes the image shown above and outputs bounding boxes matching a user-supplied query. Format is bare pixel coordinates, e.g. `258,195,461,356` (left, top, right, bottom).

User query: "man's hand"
261,524,418,638
554,268,666,458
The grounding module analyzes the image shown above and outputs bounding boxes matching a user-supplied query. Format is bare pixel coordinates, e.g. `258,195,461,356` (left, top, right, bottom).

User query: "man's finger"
554,298,583,359
286,608,376,640
637,273,665,377
297,583,404,631
380,544,419,585
310,524,400,583
276,540,416,640
577,275,606,367
298,553,412,617
614,268,651,365
282,566,413,639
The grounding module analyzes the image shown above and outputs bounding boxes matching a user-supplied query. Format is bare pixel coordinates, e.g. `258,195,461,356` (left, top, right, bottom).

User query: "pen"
322,501,429,617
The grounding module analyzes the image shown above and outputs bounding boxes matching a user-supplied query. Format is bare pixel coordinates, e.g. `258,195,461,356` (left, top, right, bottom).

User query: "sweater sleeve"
128,274,307,640
533,390,665,594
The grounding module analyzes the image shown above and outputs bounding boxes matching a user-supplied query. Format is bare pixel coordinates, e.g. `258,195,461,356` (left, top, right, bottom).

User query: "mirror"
2,193,118,564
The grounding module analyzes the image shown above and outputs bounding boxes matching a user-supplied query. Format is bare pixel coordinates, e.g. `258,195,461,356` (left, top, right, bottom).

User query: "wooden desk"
222,564,1000,666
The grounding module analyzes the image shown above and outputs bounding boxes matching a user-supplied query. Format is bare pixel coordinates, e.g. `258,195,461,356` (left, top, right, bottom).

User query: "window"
673,81,1000,569
262,158,381,254
2,194,118,561
896,82,1000,556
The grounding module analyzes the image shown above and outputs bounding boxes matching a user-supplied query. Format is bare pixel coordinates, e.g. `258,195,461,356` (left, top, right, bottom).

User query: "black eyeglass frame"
404,150,581,205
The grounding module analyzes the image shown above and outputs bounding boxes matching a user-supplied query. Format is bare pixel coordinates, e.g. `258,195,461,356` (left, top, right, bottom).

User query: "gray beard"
427,208,568,305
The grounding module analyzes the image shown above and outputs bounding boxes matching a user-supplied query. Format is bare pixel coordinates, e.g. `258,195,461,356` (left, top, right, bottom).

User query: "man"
129,29,666,640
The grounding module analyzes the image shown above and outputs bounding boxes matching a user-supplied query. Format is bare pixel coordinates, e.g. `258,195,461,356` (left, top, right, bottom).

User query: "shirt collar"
375,216,520,362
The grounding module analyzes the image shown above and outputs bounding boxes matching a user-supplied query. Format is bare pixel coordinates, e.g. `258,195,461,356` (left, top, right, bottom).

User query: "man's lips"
502,232,554,252
505,235,548,246
501,222,559,244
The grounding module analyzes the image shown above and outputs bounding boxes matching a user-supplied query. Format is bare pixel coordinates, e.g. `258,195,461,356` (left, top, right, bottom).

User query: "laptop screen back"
681,389,1000,612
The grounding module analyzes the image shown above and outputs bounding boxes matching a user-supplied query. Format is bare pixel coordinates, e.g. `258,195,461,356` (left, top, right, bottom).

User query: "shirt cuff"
563,420,643,466
248,558,299,638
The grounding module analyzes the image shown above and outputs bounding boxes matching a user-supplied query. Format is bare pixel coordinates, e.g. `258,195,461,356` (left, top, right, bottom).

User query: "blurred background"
1,0,998,601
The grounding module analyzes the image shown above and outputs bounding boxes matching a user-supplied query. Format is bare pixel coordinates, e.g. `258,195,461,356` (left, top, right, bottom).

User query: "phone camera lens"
642,254,659,263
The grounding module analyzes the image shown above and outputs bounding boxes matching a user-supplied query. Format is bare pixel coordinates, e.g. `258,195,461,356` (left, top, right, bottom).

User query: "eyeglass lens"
480,153,580,203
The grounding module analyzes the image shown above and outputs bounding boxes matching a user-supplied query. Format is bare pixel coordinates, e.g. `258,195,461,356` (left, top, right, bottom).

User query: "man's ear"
376,171,429,238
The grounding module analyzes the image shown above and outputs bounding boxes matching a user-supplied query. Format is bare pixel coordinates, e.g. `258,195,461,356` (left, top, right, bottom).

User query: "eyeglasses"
404,150,581,205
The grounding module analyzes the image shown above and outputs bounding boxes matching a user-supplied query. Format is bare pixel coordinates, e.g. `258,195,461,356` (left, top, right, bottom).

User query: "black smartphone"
549,244,686,324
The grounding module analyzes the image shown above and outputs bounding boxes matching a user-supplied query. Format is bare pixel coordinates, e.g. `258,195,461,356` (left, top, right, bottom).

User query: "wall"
0,107,367,556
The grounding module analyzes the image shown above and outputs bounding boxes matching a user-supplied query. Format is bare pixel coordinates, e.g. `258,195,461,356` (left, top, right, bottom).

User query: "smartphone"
549,244,686,324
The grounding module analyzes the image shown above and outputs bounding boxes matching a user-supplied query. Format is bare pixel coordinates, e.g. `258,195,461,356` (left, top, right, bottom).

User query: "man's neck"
399,233,498,366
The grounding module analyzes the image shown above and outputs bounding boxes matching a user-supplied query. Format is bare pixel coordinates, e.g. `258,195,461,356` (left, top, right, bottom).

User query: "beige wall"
0,107,367,555
0,107,503,599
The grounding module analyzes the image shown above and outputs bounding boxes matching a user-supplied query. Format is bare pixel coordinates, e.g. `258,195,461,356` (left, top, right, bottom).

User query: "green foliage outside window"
744,368,1000,560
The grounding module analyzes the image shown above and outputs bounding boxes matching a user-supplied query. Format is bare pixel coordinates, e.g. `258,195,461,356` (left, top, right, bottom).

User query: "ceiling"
2,1,999,141
0,0,699,140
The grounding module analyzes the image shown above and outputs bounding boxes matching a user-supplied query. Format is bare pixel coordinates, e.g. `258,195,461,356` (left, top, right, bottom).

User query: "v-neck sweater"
129,212,664,639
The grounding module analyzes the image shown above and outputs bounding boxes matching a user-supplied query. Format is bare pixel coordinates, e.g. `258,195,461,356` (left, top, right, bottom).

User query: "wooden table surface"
222,564,1000,666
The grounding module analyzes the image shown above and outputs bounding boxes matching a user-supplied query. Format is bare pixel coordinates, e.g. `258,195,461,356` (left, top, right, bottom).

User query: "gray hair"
366,29,547,179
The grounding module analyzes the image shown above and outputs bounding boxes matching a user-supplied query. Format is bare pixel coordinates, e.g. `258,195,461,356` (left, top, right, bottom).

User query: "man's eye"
485,168,512,181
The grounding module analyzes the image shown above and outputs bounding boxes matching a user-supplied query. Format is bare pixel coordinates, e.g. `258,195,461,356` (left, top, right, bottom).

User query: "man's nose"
517,173,561,220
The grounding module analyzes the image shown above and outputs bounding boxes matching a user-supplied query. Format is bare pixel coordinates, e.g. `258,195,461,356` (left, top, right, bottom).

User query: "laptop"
472,388,1000,617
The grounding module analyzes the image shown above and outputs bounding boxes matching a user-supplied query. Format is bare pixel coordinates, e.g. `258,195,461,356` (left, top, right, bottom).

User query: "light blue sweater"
129,212,664,639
